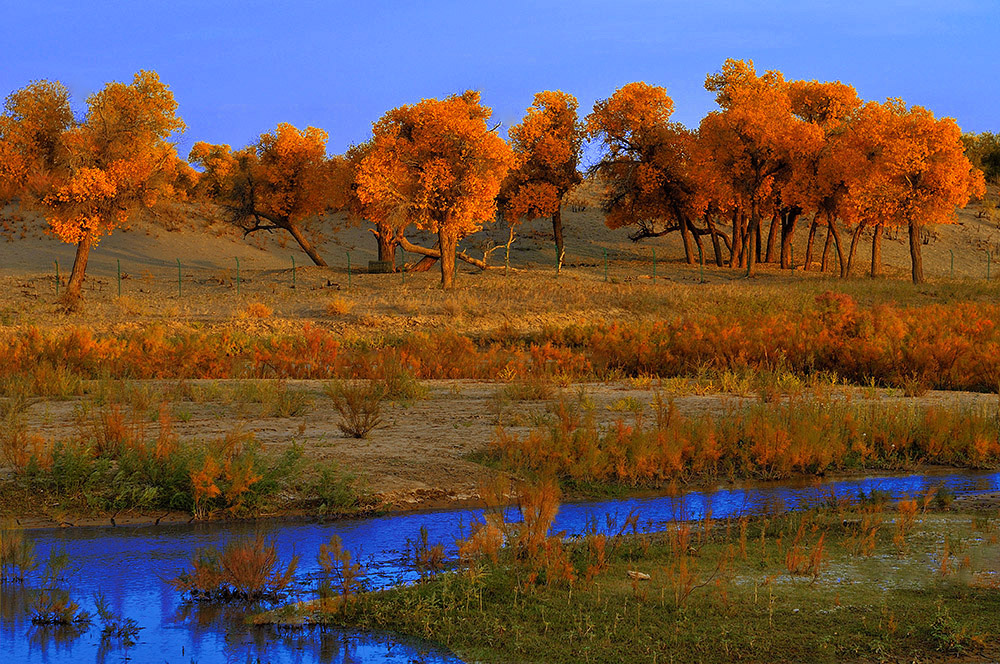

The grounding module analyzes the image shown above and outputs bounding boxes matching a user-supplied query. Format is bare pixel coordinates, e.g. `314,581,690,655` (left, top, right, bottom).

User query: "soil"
8,380,1000,529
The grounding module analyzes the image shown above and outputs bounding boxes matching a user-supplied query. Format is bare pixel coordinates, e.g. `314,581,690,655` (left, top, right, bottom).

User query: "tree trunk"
845,226,864,278
439,226,457,289
679,215,694,264
375,223,399,265
692,226,705,263
755,218,762,265
828,216,847,278
870,223,883,278
780,210,800,269
398,235,487,269
820,223,833,272
706,214,725,267
730,211,742,269
64,233,93,305
287,222,328,267
803,218,819,271
909,221,924,284
552,206,565,264
746,207,760,277
765,212,780,263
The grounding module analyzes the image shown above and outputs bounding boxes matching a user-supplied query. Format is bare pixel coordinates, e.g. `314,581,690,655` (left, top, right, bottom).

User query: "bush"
170,532,299,603
324,381,385,438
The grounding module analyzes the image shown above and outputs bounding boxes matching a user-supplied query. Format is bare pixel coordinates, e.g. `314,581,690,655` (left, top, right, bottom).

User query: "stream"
3,468,1000,664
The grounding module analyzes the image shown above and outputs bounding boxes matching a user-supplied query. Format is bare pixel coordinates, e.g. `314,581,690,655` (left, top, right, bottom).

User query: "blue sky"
4,0,997,164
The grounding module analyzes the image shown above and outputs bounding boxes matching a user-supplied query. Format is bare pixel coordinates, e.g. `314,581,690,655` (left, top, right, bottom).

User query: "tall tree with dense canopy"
502,90,582,262
786,79,861,275
586,82,715,263
700,60,823,275
189,123,334,266
355,91,514,288
0,71,185,304
843,99,984,283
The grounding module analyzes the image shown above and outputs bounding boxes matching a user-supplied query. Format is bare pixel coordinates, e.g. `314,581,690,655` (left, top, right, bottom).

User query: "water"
3,468,1000,663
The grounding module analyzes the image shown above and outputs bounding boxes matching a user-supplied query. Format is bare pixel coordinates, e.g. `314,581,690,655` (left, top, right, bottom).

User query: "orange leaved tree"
0,80,74,202
4,71,185,304
700,59,823,275
189,123,335,266
502,90,583,263
785,79,862,275
355,91,514,288
842,99,985,283
335,142,403,266
586,82,713,264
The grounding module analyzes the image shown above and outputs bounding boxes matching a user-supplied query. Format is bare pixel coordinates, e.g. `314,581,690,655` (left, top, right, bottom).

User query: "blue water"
3,469,1000,663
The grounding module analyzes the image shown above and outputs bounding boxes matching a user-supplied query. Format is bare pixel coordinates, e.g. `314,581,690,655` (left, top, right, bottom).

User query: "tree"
1,71,185,305
335,142,402,266
962,132,1000,184
700,60,823,275
502,90,582,264
786,79,861,275
586,82,716,264
355,91,514,288
843,100,984,284
189,123,334,266
0,80,73,201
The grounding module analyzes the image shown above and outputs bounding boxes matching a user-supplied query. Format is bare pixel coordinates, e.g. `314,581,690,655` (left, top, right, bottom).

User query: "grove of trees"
0,60,992,297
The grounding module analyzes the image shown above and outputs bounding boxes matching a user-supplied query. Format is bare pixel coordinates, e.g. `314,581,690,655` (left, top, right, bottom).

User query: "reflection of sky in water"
2,469,999,663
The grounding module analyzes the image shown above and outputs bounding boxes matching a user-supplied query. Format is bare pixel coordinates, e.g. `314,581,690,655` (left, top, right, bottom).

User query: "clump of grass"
488,394,1000,489
232,380,315,418
16,406,302,518
502,374,554,401
170,532,299,603
326,295,355,316
376,361,428,402
308,461,363,514
242,302,273,319
324,380,385,438
410,525,446,581
263,384,314,418
0,392,34,468
30,548,90,626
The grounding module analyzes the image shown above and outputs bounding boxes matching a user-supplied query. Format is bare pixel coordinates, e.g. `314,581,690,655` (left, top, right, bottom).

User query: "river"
3,469,999,663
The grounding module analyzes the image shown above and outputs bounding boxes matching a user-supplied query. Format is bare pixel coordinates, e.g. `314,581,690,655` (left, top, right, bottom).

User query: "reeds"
5,293,1000,390
489,394,1000,487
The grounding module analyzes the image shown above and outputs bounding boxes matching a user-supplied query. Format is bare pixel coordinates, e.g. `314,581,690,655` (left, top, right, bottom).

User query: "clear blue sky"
4,0,997,164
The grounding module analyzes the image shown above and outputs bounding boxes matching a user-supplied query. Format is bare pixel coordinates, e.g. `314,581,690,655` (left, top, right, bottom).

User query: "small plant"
263,382,314,418
94,592,142,646
317,534,363,607
326,295,355,316
324,380,385,438
309,461,361,513
930,603,980,654
503,374,554,401
30,548,89,626
410,525,447,581
170,532,299,603
242,302,273,319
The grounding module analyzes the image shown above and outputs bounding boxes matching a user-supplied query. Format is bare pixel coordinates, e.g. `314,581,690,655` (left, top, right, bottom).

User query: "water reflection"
3,468,1000,663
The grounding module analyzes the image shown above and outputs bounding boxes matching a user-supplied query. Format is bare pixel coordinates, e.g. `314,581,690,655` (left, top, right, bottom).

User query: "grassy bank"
306,495,1000,663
